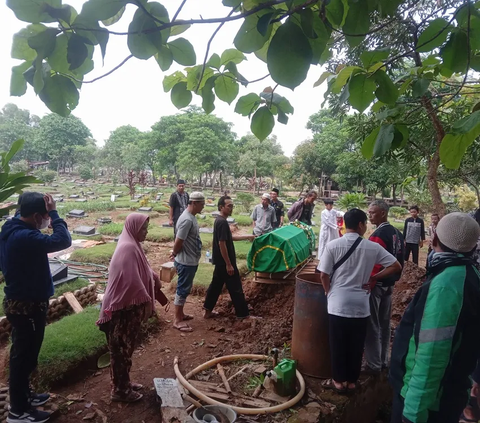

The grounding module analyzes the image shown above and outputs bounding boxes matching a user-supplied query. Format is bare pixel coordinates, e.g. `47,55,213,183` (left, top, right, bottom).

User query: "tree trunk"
392,184,397,206
253,165,257,194
219,172,223,193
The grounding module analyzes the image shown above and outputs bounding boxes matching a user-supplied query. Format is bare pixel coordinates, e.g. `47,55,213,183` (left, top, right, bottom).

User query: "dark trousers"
8,310,47,413
405,243,420,265
204,265,249,318
329,314,368,383
391,391,467,423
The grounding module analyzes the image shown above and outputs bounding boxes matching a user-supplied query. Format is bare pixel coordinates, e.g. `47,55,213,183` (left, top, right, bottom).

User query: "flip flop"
174,323,193,332
321,379,347,394
130,382,143,391
204,311,220,319
183,314,194,321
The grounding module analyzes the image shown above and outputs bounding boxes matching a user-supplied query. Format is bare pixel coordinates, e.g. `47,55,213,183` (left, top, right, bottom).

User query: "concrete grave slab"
73,226,95,236
69,194,79,199
199,228,214,233
97,217,112,224
138,207,153,212
76,199,87,202
68,209,85,217
227,217,235,223
197,214,206,220
211,211,220,217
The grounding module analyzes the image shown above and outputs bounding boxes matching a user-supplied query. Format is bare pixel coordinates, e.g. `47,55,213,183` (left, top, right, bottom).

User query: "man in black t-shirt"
203,196,255,318
169,179,189,235
270,188,284,229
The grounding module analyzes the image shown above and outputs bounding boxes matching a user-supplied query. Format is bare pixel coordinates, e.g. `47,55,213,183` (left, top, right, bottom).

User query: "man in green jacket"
390,212,480,423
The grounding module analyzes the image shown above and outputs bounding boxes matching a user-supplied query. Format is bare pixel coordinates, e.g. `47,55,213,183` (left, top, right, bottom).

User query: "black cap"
272,188,279,194
177,179,185,185
324,199,334,205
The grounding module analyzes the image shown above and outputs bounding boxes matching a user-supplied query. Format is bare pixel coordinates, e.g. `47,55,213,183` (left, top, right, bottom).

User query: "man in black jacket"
270,188,284,229
168,179,189,235
365,200,404,373
0,193,71,423
403,205,425,265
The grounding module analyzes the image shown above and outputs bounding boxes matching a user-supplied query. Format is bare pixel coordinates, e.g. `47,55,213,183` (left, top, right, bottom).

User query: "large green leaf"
331,66,362,94
163,71,186,92
348,73,376,113
254,21,280,63
4,139,25,165
361,126,380,159
440,125,480,169
373,124,396,156
325,0,349,28
171,82,192,109
155,46,173,71
11,24,47,61
127,3,169,60
360,49,389,68
201,77,216,114
214,74,239,105
48,34,94,78
80,0,126,21
374,70,398,105
220,49,246,66
206,54,221,69
170,24,191,36
39,74,79,116
168,38,196,66
234,9,273,53
440,30,469,74
451,111,480,134
102,5,125,26
251,106,274,141
235,93,261,116
186,66,214,91
417,18,451,53
412,78,430,98
391,124,409,149
67,34,89,70
313,71,333,88
267,20,313,90
44,4,75,24
6,0,61,23
343,0,370,47
27,27,58,59
223,0,241,6
10,62,31,97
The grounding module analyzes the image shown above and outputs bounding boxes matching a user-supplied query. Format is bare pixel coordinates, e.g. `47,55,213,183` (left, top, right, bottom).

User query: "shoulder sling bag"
330,237,363,278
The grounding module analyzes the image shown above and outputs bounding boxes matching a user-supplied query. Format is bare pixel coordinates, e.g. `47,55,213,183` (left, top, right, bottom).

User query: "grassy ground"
70,243,117,265
35,307,106,389
234,240,254,260
0,278,91,309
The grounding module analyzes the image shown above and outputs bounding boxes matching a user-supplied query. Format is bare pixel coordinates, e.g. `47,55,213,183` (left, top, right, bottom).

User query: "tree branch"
58,55,134,84
195,7,238,93
172,0,188,22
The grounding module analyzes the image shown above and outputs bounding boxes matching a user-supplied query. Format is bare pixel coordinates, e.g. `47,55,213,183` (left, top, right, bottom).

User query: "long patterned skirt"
106,304,145,396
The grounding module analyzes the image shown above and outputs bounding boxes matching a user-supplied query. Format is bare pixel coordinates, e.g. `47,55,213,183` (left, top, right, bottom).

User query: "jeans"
329,314,368,383
174,262,198,306
8,310,47,413
405,243,419,265
365,285,393,371
204,265,249,318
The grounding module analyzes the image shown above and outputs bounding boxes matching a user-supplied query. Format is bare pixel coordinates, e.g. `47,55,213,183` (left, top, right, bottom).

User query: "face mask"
38,218,50,230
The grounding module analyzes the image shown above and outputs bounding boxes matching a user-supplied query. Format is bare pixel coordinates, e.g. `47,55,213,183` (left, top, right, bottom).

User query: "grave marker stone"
73,226,95,236
69,194,79,199
199,228,214,234
227,217,235,224
97,217,112,224
68,209,85,217
138,207,152,212
211,211,220,217
76,199,87,202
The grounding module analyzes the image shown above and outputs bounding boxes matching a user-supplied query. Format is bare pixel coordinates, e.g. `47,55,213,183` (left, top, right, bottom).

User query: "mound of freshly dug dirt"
391,261,426,330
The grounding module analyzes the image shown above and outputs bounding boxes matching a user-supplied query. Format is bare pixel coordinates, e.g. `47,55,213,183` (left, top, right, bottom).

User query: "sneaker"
7,409,51,423
30,393,50,407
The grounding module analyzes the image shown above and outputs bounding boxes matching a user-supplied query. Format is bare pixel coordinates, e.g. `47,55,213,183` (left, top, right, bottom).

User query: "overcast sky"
0,1,329,156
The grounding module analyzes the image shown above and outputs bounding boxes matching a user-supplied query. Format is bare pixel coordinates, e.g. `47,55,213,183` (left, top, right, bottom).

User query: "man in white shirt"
318,208,402,394
317,199,339,259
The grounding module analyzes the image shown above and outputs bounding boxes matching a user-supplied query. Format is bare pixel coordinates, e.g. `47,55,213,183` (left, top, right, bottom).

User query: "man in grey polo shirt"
169,192,205,332
251,193,277,236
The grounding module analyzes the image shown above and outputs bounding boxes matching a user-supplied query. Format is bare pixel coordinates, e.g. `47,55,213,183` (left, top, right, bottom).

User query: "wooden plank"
259,390,290,404
63,292,83,313
217,364,232,393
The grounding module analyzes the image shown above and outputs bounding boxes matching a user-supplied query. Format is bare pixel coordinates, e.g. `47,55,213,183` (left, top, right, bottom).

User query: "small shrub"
10,160,29,173
79,166,93,181
37,170,56,184
153,205,170,213
455,185,478,212
236,192,255,211
389,206,408,220
336,193,367,210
